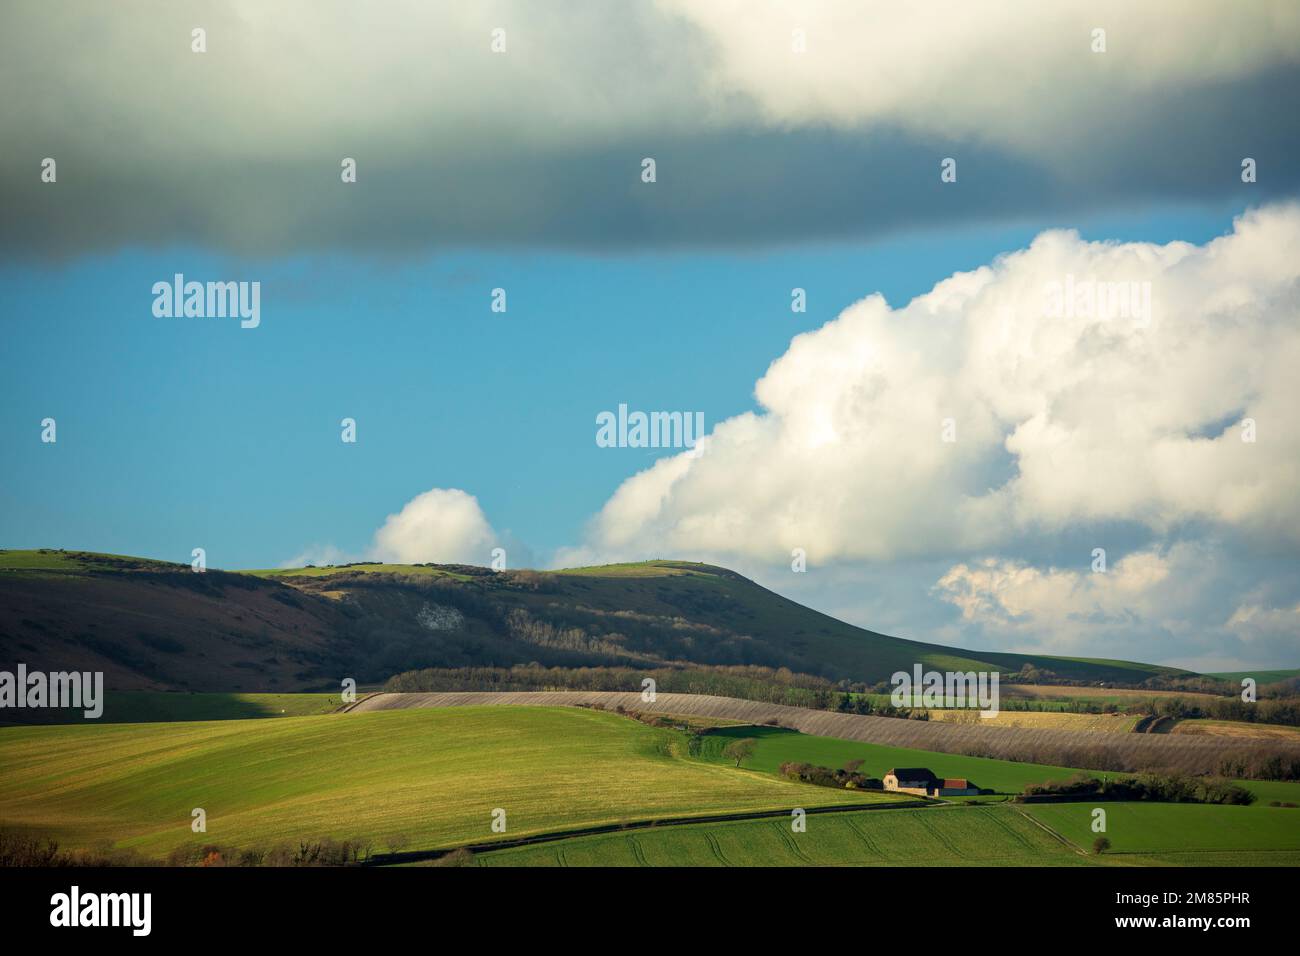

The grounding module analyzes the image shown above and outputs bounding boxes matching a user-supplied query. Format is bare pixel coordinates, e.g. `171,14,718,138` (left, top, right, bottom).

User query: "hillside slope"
0,706,883,858
0,551,353,691
0,549,1187,691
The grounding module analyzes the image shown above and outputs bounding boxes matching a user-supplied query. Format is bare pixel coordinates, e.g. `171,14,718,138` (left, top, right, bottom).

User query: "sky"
2,1,1299,671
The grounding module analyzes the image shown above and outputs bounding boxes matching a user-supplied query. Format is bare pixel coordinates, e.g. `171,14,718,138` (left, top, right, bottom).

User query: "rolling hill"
0,705,890,859
3,699,1294,866
0,548,1192,692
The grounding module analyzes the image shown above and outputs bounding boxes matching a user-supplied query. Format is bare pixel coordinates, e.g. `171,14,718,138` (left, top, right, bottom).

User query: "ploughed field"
923,710,1139,732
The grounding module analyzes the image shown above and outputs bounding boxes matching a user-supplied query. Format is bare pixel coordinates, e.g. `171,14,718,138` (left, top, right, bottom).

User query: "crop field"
1002,684,1220,703
475,794,1300,868
926,710,1140,733
1169,719,1300,740
854,691,1181,714
476,804,1088,867
1023,802,1300,864
0,706,891,859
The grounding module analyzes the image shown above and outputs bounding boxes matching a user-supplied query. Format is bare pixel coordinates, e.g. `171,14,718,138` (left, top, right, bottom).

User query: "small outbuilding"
936,777,980,796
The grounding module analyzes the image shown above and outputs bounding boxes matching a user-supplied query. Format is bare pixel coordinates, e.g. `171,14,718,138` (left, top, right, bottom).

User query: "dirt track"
350,691,1300,775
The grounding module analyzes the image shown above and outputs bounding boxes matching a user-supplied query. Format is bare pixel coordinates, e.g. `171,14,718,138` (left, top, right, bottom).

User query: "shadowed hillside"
0,549,1189,692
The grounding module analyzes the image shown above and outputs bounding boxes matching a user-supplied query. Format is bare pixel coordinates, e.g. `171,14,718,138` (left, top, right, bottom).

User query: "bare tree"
387,833,411,855
724,737,758,767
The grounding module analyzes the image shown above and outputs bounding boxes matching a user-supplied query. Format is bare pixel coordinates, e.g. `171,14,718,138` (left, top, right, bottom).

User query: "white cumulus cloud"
284,487,501,568
578,203,1300,564
370,488,500,565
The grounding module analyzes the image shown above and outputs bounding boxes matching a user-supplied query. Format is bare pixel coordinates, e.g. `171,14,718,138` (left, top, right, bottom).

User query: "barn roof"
886,767,937,780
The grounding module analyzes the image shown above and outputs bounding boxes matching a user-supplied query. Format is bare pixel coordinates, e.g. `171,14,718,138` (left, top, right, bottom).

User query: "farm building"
936,777,980,796
882,767,937,796
883,768,980,797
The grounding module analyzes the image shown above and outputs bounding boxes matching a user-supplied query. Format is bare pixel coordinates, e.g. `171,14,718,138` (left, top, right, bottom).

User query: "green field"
0,692,344,726
3,703,1297,867
0,706,893,859
1233,779,1300,804
479,800,1300,867
699,725,1300,803
699,726,1079,794
1024,802,1300,864
478,804,1089,867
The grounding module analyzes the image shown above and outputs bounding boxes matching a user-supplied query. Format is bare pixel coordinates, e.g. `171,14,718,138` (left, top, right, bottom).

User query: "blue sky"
1,202,1246,570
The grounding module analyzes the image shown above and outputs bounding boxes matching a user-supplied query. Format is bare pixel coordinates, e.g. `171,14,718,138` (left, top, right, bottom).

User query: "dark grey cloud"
1,2,1297,257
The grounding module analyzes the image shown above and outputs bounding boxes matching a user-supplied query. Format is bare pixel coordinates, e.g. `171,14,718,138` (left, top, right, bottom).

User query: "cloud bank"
3,0,1298,255
932,544,1300,671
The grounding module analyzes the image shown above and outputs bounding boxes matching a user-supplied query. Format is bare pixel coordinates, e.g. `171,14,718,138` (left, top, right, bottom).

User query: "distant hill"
1207,668,1300,684
0,549,1191,692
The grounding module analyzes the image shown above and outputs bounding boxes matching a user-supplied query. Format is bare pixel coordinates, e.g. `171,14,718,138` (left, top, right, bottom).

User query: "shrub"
779,761,881,791
1022,773,1255,806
